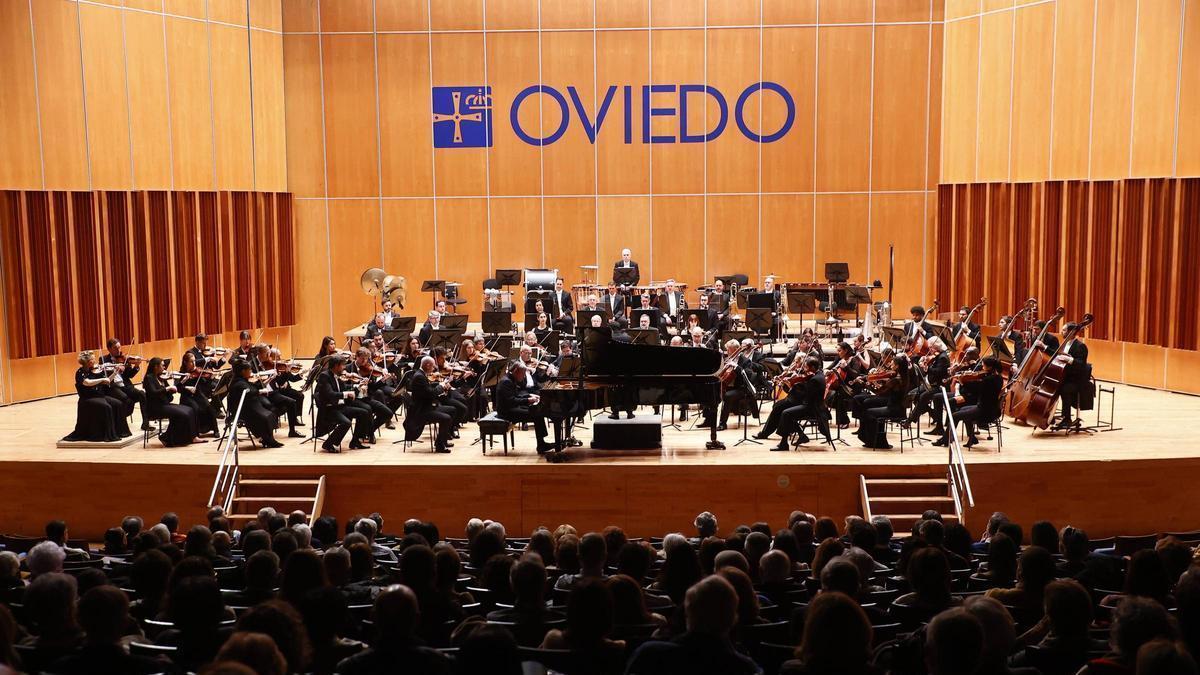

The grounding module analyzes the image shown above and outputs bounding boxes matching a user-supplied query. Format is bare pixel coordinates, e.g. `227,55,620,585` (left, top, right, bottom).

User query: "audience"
780,591,876,675
335,584,452,674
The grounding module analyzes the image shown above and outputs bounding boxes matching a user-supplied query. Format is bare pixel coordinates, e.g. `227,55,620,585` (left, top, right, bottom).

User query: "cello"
1006,311,1093,428
949,298,987,365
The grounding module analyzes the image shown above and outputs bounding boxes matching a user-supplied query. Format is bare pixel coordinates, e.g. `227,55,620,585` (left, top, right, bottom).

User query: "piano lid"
581,327,721,377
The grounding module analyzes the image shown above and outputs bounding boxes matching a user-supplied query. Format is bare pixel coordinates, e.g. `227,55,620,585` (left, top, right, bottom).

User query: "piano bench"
478,413,515,455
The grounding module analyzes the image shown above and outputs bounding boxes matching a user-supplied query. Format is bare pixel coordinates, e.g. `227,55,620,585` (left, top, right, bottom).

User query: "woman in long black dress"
63,351,130,442
227,359,283,448
175,351,219,437
142,357,201,447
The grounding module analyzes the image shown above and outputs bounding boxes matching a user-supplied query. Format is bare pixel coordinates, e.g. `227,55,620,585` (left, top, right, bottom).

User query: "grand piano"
537,327,726,451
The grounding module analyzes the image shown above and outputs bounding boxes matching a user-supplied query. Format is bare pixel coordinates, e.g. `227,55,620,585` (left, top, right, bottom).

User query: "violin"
202,347,231,357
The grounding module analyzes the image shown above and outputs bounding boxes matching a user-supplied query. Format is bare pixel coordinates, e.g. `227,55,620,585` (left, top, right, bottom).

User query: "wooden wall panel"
429,33,487,197
595,30,650,194
1089,0,1137,179
325,201,381,337
489,198,544,273
541,30,597,197
542,198,598,288
434,199,489,316
1009,3,1053,182
975,11,1013,181
940,17,979,183
596,197,651,278
282,0,319,32
250,30,288,192
166,17,215,190
543,0,594,29
870,193,926,312
814,195,869,281
705,195,759,283
1179,0,1200,177
762,0,817,25
927,22,943,190
291,199,331,353
1129,0,1184,178
79,4,133,190
1049,0,1095,180
318,0,374,32
378,34,433,198
760,194,815,290
429,0,484,30
487,33,542,196
596,0,650,28
31,0,89,190
815,26,872,192
761,27,816,194
376,0,428,31
1123,342,1166,389
282,35,327,198
650,197,705,291
650,30,705,195
124,10,173,189
211,24,254,190
0,1,43,189
486,0,538,30
705,28,759,194
320,35,379,198
872,24,930,191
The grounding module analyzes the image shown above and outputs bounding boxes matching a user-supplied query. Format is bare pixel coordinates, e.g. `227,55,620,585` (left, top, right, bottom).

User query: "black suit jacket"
962,372,1004,422
551,290,574,319
904,320,934,339
364,322,386,340
612,260,641,285
1040,332,1061,354
408,370,443,411
141,373,175,417
926,353,951,387
1062,339,1089,383
799,372,826,409
417,322,436,346
658,291,686,317
601,293,626,316
315,370,349,410
495,375,536,417
951,321,981,342
100,354,141,383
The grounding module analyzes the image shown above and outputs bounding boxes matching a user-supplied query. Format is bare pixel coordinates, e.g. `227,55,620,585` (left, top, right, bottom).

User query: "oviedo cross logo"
431,86,494,149
432,82,795,149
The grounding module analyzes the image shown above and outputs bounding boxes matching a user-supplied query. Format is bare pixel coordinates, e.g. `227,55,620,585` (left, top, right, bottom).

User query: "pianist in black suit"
551,278,575,333
496,361,554,454
612,248,641,286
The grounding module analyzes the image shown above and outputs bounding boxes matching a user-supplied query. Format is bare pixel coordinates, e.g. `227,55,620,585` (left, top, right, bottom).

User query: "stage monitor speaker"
591,414,663,449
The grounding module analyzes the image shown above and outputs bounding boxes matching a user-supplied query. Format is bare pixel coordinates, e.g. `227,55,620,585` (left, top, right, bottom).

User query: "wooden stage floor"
1,382,1198,540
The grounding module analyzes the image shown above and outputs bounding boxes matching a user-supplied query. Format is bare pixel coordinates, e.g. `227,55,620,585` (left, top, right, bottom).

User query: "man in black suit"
950,306,981,343
417,310,441,346
1033,320,1061,354
756,356,827,450
906,337,952,435
944,357,1004,447
710,279,733,332
998,315,1027,364
406,356,454,453
904,305,934,341
496,361,553,454
612,248,640,286
601,282,628,330
550,277,574,333
314,356,372,452
364,313,388,341
657,279,686,334
1056,323,1090,429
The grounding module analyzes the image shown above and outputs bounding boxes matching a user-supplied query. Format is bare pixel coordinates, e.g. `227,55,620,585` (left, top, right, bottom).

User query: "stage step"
224,474,326,525
861,477,950,497
238,479,321,486
860,474,962,532
231,496,313,503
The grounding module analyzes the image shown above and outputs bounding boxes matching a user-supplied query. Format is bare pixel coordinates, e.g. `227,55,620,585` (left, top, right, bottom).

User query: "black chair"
487,618,566,647
1022,644,1093,675
129,641,179,658
1114,534,1158,557
737,620,791,648
14,643,70,673
477,412,515,455
751,641,796,675
142,414,169,448
516,646,598,674
881,391,920,452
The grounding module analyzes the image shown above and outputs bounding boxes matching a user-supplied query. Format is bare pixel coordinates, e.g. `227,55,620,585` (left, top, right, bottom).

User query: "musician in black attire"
905,337,951,434
601,283,628,330
612,248,641,286
189,334,229,371
998,315,1027,364
699,339,754,431
405,356,455,453
950,306,981,342
694,294,719,337
904,305,934,341
63,351,130,442
658,279,686,334
1055,323,1090,429
227,359,283,448
255,345,304,438
176,351,219,437
364,313,389,341
349,348,398,431
856,350,909,450
829,342,867,428
314,356,373,452
431,347,470,426
550,278,575,333
710,279,733,332
756,357,828,451
417,310,442,346
232,331,257,366
142,357,200,447
936,357,1004,447
101,339,149,429
497,361,554,454
1033,320,1060,354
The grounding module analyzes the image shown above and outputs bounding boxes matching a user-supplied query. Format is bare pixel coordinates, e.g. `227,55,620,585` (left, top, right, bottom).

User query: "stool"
219,418,258,449
142,417,167,449
477,412,515,455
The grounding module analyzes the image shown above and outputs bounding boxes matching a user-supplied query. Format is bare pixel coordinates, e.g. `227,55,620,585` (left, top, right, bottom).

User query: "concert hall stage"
2,381,1198,541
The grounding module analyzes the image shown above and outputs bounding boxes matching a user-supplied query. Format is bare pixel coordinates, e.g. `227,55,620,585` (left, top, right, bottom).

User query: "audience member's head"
962,596,1017,671
607,574,652,626
1110,596,1179,663
322,546,351,587
986,532,1018,585
235,600,311,674
102,527,127,554
1136,638,1199,675
185,525,216,559
697,537,726,576
601,526,627,566
242,529,272,558
280,549,327,606
169,575,225,634
794,592,872,671
0,552,18,586
399,544,437,592
811,537,846,577
469,528,505,569
943,522,973,561
693,511,718,538
1043,579,1094,640
1124,549,1171,604
246,550,281,593
925,608,984,675
1016,545,1056,595
121,515,144,541
563,578,614,647
1061,526,1090,561
510,555,547,609
25,573,79,640
213,631,287,675
907,547,952,607
616,541,654,583
579,532,608,575
772,529,804,567
820,558,861,597
714,549,750,575
658,538,702,605
526,529,556,566
717,567,760,625
1030,520,1059,552
759,549,792,585
683,575,739,637
26,540,66,578
555,534,581,574
272,529,299,567
161,512,180,534
454,623,523,675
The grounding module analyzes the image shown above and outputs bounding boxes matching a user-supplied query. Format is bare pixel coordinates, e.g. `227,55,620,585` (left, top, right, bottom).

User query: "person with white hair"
692,512,719,543
698,339,754,431
905,333,951,436
465,518,485,543
612,247,641,286
26,541,66,579
405,355,456,453
417,310,442,345
659,533,689,559
149,523,171,544
291,523,312,549
0,551,21,589
355,517,397,562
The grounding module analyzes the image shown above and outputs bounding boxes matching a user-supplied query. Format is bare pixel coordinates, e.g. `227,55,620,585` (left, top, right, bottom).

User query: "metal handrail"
939,388,975,517
208,389,248,510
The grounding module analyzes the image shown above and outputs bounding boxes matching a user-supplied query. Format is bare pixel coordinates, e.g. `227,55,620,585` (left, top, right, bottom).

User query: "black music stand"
381,329,412,349
629,308,660,329
627,329,660,345
986,335,1015,365
613,266,637,290
880,326,906,350
576,309,609,329
538,330,560,355
556,354,581,378
495,269,522,287
390,316,414,331
426,328,461,352
745,308,773,334
724,330,753,344
441,314,467,331
786,291,816,328
487,335,513,356
929,323,954,351
824,262,850,283
482,311,514,334
420,280,445,294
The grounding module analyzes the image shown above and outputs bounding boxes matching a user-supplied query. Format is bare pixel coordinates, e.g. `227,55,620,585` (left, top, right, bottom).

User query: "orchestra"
65,247,1094,456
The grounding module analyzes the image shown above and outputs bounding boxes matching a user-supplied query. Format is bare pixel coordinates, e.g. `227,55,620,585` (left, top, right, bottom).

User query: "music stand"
986,335,1015,364
441,314,467,331
707,292,730,312
748,292,774,309
576,309,608,329
928,323,954,351
844,285,872,306
745,308,774,333
481,359,507,388
880,326,906,350
786,292,816,315
495,269,522,287
627,329,660,345
629,308,660,329
613,266,637,288
736,287,756,308
538,330,560,355
426,328,462,351
420,280,445,293
482,311,514,334
824,262,850,283
724,330,753,344
556,354,581,378
487,335,513,356
382,329,412,349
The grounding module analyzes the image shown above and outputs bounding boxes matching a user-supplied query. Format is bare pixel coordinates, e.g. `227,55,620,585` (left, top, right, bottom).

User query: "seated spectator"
743,532,771,580
925,608,985,675
758,550,804,607
239,550,280,606
433,544,474,605
869,516,897,564
48,585,170,674
943,522,974,564
814,517,838,542
698,537,727,576
602,526,627,567
625,575,760,675
272,529,299,568
0,604,19,674
26,540,66,580
773,529,807,570
184,525,224,565
213,531,234,560
352,518,395,563
555,532,607,590
615,541,654,584
608,574,666,629
973,512,1010,554
1012,579,1107,671
235,600,311,674
312,516,338,550
102,527,127,555
401,545,464,645
468,528,504,570
1155,538,1192,590
280,549,328,608
300,587,364,675
982,532,1019,588
540,578,625,674
790,520,817,566
691,511,719,545
0,553,22,592
892,547,958,625
242,529,272,559
920,519,970,570
452,623,523,675
73,567,111,598
554,534,581,575
161,512,186,544
1030,520,1059,552
651,538,703,608
121,515,144,543
45,519,89,560
129,549,172,621
962,595,1040,675
1176,569,1200,664
213,631,287,675
1079,596,1179,675
486,556,564,645
155,575,232,671
842,547,885,595
718,567,765,634
335,585,452,674
714,550,750,576
525,528,556,567
1135,639,1198,675
779,591,877,675
987,545,1056,618
1102,550,1171,608
479,554,516,606
1058,526,1092,577
810,538,845,577
19,573,84,652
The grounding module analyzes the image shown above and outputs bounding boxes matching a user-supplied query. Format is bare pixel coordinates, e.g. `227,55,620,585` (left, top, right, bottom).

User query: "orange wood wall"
283,0,946,354
939,0,1200,393
0,0,289,403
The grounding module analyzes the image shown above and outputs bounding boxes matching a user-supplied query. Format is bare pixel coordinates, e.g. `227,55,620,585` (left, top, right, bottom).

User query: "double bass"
949,298,987,365
1006,310,1093,428
906,299,939,357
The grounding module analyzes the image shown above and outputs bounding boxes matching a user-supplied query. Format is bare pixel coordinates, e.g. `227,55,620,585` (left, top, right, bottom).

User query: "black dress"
227,377,278,443
143,374,199,447
63,368,128,442
176,373,219,436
